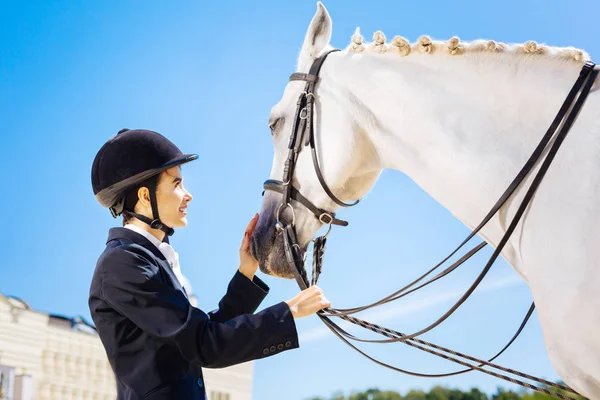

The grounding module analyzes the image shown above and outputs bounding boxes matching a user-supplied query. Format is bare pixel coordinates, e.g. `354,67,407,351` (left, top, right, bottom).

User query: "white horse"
250,2,600,398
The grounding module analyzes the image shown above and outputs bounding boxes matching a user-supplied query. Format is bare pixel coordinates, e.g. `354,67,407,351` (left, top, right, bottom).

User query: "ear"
297,2,332,71
137,186,151,208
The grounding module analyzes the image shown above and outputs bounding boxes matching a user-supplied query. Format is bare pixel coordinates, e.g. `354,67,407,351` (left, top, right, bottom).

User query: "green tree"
464,388,488,400
307,380,581,400
403,389,427,400
491,388,521,400
521,386,585,400
348,388,376,400
347,391,368,400
331,391,346,400
425,385,452,400
448,388,466,400
374,390,402,400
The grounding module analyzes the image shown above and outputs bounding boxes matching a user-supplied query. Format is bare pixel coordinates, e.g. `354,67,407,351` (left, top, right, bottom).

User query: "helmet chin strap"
123,179,174,242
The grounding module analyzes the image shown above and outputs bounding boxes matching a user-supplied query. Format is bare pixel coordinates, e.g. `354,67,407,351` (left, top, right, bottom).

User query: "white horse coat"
253,3,600,398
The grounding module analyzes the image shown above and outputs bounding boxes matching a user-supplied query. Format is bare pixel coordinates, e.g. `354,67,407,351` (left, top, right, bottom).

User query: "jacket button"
263,348,269,355
285,341,292,348
197,378,204,388
278,344,284,350
270,345,277,352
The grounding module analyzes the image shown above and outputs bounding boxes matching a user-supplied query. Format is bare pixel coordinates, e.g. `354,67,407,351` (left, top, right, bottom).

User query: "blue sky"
1,1,598,399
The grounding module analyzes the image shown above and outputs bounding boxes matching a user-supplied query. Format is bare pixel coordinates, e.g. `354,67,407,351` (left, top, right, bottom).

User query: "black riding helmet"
92,129,198,238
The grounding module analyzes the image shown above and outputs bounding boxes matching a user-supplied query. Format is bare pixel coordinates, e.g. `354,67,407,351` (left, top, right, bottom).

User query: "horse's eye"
269,117,283,135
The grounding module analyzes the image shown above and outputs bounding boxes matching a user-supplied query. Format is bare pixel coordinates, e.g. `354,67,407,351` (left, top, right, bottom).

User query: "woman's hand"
239,213,260,280
285,286,331,318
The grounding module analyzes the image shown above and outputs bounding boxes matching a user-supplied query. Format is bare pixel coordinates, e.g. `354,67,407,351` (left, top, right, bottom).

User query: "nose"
250,212,276,263
184,187,193,202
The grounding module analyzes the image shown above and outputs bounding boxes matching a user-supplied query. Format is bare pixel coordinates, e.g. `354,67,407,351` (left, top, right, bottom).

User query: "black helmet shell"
92,129,198,215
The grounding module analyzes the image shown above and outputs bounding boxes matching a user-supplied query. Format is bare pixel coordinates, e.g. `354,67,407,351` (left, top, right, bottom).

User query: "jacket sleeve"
99,245,299,369
207,271,270,323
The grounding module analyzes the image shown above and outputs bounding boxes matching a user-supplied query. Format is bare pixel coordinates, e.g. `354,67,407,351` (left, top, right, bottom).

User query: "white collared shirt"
124,224,194,300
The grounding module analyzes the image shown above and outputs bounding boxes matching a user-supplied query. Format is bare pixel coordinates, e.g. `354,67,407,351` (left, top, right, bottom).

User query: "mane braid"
346,28,591,63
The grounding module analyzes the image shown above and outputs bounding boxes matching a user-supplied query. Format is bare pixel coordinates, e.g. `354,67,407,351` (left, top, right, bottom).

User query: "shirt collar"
124,223,163,250
112,226,191,297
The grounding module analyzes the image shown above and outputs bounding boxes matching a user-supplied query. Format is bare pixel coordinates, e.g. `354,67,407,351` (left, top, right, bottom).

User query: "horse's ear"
297,2,332,71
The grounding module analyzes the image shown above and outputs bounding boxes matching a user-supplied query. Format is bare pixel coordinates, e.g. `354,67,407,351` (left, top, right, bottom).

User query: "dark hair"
122,174,161,226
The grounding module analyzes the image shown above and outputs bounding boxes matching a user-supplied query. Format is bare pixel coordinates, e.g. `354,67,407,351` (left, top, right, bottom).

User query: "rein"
262,49,598,399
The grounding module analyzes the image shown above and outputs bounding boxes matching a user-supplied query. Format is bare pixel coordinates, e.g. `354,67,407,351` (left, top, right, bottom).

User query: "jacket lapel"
107,228,187,296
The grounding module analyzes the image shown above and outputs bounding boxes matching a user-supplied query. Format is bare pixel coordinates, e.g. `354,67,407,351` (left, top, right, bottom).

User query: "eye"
269,117,284,135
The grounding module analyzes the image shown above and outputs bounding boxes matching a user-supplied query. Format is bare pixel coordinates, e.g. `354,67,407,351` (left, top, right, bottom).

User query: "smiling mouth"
178,207,187,215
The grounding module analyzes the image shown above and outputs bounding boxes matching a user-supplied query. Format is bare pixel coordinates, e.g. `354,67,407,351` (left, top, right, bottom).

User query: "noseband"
262,49,357,288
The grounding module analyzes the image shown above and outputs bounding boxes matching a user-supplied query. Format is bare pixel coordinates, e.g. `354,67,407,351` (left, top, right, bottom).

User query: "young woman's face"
155,166,193,228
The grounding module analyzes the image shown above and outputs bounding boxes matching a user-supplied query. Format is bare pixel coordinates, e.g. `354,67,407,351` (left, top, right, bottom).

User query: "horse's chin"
259,234,308,279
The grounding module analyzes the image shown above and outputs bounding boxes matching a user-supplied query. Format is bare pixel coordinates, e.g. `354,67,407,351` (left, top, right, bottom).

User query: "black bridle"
262,49,357,289
262,49,598,399
263,49,356,230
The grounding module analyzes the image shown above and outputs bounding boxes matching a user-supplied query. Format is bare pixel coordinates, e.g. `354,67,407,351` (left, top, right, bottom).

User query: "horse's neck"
331,52,586,274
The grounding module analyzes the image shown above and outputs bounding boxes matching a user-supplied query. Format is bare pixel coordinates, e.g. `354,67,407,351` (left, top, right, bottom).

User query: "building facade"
0,294,253,400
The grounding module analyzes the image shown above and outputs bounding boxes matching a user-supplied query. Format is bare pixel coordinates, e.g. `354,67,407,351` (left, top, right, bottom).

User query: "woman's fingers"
245,213,259,237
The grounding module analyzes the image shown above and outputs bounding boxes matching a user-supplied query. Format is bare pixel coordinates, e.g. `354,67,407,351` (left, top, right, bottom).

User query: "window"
0,365,15,400
210,391,231,400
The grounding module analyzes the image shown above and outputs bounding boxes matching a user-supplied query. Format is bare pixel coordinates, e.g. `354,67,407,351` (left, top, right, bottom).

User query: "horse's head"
251,2,382,279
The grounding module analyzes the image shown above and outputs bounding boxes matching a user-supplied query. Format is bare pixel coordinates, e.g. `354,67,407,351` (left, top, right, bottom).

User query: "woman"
89,128,330,399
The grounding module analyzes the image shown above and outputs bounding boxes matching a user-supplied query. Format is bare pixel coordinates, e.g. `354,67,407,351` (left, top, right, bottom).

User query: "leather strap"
289,73,318,82
264,48,359,229
304,50,360,208
283,225,310,290
122,178,175,239
264,180,348,226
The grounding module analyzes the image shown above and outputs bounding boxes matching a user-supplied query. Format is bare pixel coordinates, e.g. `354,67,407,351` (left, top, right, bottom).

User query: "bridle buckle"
319,213,333,225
